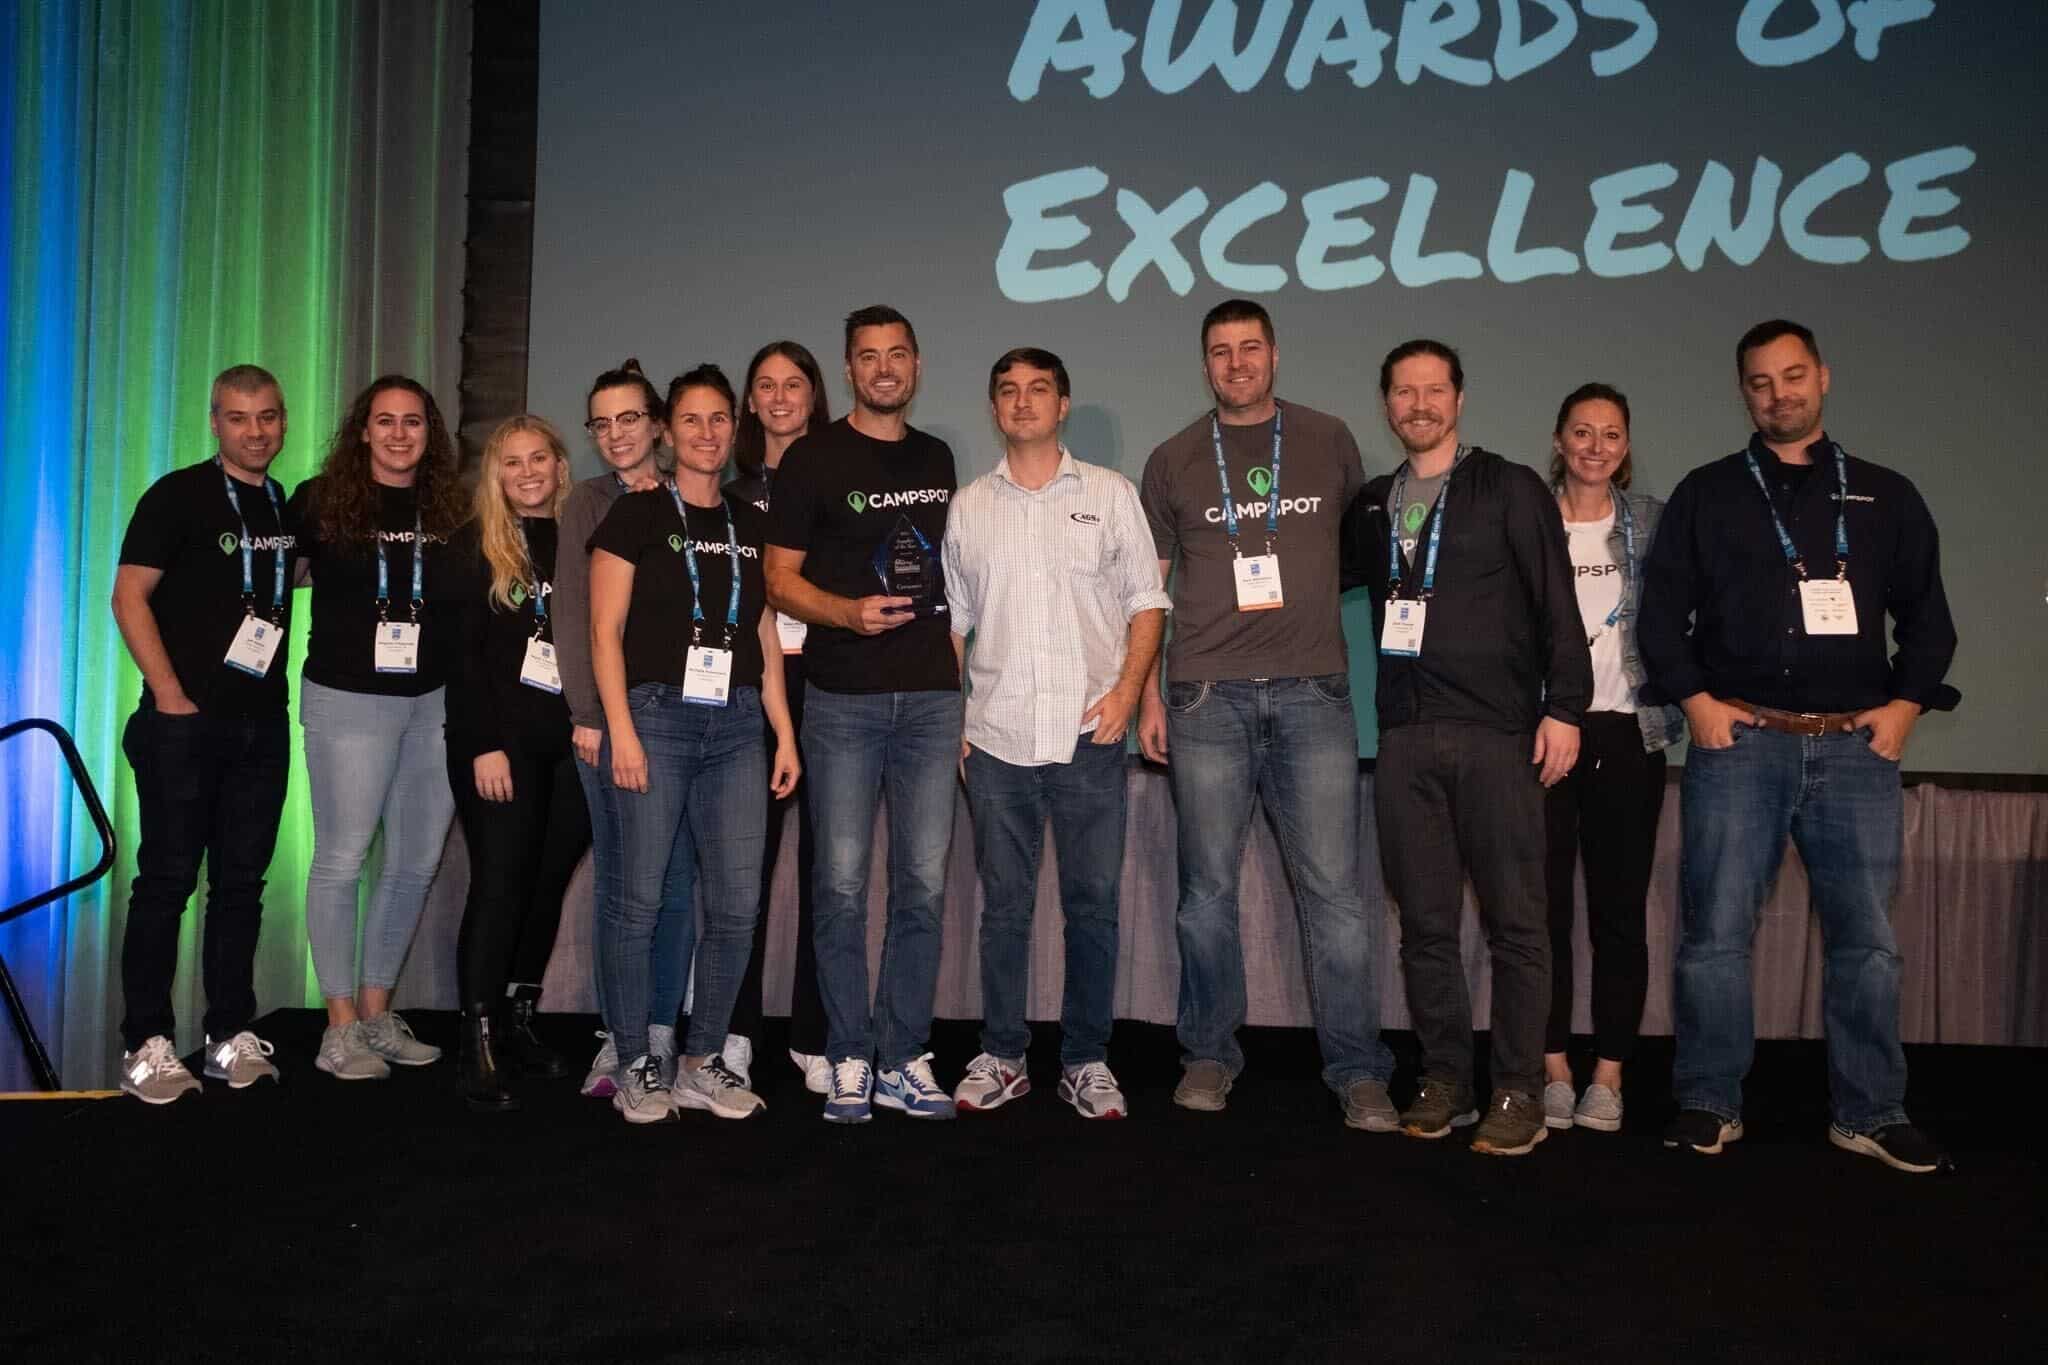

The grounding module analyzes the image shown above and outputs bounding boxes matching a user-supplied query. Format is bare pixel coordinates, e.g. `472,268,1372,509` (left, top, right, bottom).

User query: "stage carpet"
4,1011,2043,1363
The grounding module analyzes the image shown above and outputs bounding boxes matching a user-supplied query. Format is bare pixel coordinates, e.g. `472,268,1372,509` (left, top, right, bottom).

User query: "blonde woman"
444,415,592,1110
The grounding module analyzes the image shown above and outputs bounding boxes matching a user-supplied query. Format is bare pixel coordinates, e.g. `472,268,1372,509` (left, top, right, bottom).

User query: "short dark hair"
1200,298,1274,350
1379,339,1464,395
733,340,832,479
665,363,736,417
988,347,1070,402
1549,382,1635,491
212,364,283,411
844,305,918,360
587,358,664,425
1735,319,1821,375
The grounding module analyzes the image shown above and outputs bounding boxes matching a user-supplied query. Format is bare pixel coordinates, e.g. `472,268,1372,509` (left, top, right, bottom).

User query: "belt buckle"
1790,711,1828,736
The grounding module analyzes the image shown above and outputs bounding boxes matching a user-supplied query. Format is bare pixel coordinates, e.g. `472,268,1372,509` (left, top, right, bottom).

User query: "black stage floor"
4,1011,2044,1363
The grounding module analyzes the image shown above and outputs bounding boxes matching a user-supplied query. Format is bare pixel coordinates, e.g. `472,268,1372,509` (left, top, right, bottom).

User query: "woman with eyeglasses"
587,363,799,1123
443,415,593,1110
555,360,696,1096
722,340,833,1095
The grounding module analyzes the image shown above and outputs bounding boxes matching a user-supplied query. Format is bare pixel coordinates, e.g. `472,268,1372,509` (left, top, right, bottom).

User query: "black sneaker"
1663,1107,1744,1155
1828,1122,1953,1174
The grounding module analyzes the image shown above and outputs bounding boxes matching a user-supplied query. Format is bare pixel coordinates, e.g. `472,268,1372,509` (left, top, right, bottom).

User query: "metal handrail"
1,717,120,1089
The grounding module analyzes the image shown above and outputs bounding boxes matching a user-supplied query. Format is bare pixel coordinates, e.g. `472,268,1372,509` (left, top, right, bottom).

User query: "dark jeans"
962,739,1126,1067
1675,724,1908,1133
1543,711,1665,1060
448,744,592,1005
119,706,289,1050
730,655,825,1053
1377,721,1550,1098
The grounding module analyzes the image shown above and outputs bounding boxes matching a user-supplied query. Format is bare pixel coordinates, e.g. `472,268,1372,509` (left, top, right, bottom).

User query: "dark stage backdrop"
526,1,2048,773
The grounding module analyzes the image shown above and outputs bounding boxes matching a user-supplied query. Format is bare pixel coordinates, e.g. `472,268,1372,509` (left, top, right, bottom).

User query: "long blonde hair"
474,415,571,610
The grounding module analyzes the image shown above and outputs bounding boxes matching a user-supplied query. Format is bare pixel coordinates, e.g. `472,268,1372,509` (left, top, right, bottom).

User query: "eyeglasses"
585,411,648,436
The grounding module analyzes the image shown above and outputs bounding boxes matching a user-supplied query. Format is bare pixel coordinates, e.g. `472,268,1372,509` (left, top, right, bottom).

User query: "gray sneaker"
1400,1077,1479,1138
1471,1090,1549,1156
613,1053,677,1125
120,1036,201,1105
1573,1083,1623,1132
360,1011,441,1067
648,1023,677,1087
581,1032,619,1098
722,1034,754,1090
203,1031,280,1088
672,1056,765,1119
1172,1059,1232,1112
1342,1078,1398,1132
316,1021,391,1081
1542,1080,1576,1130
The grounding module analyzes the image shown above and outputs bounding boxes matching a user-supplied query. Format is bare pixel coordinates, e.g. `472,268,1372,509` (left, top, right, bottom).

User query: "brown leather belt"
1727,700,1859,737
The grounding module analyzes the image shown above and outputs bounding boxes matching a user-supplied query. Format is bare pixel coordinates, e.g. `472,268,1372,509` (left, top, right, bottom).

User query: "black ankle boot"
503,985,569,1080
458,1005,518,1112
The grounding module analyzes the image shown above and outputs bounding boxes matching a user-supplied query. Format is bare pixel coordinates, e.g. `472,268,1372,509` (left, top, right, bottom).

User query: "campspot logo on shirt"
1203,494,1323,525
217,533,296,554
846,488,950,513
665,537,760,559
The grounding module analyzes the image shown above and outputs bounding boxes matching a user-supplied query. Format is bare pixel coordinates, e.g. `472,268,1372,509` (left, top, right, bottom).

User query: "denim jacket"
1607,491,1683,752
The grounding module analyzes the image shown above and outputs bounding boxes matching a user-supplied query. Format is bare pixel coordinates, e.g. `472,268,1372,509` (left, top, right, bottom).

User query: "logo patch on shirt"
1069,512,1101,525
218,532,238,554
667,534,684,553
847,492,867,513
1245,466,1273,497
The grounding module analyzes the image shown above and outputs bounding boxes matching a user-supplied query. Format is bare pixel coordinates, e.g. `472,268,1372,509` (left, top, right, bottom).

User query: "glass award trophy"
871,514,945,618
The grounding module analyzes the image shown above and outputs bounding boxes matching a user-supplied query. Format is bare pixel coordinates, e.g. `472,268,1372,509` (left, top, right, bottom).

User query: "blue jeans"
1675,724,1908,1133
804,686,961,1066
962,740,1126,1067
575,752,693,1032
597,684,765,1062
1164,674,1392,1092
300,679,455,998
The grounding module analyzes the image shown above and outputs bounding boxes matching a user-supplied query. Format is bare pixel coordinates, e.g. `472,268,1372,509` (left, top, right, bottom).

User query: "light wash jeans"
575,752,694,1033
300,678,456,998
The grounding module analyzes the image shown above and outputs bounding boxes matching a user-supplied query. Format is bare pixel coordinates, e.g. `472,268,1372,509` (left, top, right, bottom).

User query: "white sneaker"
722,1033,754,1090
672,1056,766,1120
1058,1061,1127,1120
581,1032,618,1098
120,1036,200,1105
953,1052,1030,1113
203,1031,280,1088
791,1048,831,1096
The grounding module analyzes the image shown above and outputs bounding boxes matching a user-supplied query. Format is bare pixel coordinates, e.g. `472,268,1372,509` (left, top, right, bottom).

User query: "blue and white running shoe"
875,1052,957,1120
823,1057,873,1124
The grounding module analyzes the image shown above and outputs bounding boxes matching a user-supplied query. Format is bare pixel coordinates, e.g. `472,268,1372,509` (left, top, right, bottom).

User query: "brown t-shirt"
1140,400,1364,682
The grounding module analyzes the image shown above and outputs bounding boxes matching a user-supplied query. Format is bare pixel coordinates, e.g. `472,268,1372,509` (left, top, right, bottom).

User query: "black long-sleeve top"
444,517,573,766
1341,447,1592,736
1636,434,1959,715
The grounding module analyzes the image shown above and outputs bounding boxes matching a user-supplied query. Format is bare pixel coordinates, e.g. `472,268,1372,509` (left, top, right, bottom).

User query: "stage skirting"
392,768,2048,1047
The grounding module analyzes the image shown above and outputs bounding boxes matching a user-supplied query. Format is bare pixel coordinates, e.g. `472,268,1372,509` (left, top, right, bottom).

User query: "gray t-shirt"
1388,467,1448,566
555,472,629,730
1140,400,1364,682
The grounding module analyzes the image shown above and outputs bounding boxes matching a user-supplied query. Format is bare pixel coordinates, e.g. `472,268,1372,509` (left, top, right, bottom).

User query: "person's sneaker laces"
721,1034,754,1090
791,1049,831,1096
315,1021,390,1081
953,1052,1030,1113
1399,1078,1478,1138
203,1031,279,1089
673,1055,766,1120
1470,1090,1549,1156
581,1031,618,1098
1059,1061,1127,1120
823,1057,873,1124
612,1053,676,1125
1574,1083,1623,1133
1663,1108,1743,1155
647,1024,677,1087
1172,1059,1232,1112
120,1036,200,1105
1828,1121,1952,1174
1342,1078,1398,1132
875,1053,956,1119
360,1011,441,1066
1542,1080,1576,1130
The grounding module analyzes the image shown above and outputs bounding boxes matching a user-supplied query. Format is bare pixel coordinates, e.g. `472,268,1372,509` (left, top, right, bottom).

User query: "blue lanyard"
375,502,425,622
215,457,286,621
667,482,741,646
1386,446,1466,599
516,523,549,637
1745,443,1848,579
1209,402,1282,555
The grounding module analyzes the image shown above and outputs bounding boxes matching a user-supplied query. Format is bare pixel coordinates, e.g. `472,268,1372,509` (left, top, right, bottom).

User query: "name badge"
775,611,807,655
1379,599,1428,657
223,615,282,677
520,638,562,693
373,622,421,674
683,647,735,706
1799,579,1857,635
1233,554,1283,612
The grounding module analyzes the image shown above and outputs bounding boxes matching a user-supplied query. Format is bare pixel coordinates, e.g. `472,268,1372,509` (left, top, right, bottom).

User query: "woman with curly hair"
287,376,466,1082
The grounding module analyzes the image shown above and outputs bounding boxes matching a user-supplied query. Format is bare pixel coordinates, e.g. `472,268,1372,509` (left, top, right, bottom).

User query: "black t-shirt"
764,417,957,693
589,489,768,693
444,517,572,764
287,478,459,696
117,459,298,714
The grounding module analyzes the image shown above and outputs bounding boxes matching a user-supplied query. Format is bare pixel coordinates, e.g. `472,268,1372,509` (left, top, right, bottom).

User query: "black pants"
1376,721,1551,1098
1543,710,1665,1060
729,656,826,1053
448,744,592,1005
120,706,289,1050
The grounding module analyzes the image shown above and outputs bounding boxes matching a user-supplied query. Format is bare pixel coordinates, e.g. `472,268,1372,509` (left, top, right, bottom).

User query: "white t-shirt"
1566,512,1634,714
